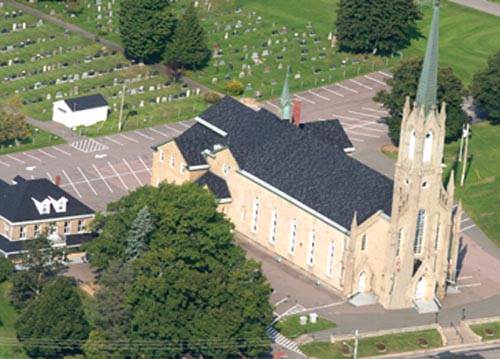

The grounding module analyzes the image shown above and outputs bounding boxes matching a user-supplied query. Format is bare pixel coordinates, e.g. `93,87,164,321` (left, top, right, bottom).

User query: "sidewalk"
25,116,84,142
449,0,500,17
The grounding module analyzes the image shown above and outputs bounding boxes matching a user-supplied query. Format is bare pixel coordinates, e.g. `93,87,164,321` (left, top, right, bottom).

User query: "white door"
415,276,427,300
357,272,366,293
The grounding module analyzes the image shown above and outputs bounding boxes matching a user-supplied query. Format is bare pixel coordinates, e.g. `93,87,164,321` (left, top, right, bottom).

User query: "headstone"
262,49,269,57
300,316,308,325
238,71,245,78
211,77,218,84
277,63,283,70
294,73,301,80
246,83,252,91
224,32,228,40
139,100,144,107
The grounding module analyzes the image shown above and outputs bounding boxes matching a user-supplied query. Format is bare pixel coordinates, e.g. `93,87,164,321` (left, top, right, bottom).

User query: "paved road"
393,342,500,358
449,0,500,17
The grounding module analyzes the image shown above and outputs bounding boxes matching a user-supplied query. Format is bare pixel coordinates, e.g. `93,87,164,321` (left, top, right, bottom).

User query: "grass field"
470,321,500,341
0,282,29,359
301,329,442,359
275,314,336,339
0,125,65,155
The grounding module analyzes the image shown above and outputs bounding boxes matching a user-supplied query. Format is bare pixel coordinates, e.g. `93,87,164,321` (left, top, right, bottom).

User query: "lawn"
0,125,65,155
0,282,29,359
470,322,500,341
275,314,336,339
301,329,442,359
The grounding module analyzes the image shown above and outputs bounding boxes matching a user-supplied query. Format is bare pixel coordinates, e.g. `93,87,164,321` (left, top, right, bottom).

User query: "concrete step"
414,299,440,314
348,292,379,307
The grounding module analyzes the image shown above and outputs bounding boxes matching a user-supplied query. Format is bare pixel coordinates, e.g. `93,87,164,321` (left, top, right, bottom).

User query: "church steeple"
415,1,440,112
280,67,292,121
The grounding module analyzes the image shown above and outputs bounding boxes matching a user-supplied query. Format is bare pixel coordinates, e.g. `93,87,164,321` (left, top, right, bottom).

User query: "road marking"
178,122,192,129
274,297,289,307
134,131,154,140
60,169,150,190
335,83,358,93
362,107,388,115
120,134,139,143
108,161,128,190
266,101,281,110
77,167,98,196
332,113,376,124
348,110,381,119
349,79,372,90
105,136,124,146
293,94,315,104
344,129,380,138
70,138,108,153
38,149,57,159
52,146,72,156
461,217,472,223
302,301,344,312
461,224,476,232
347,123,387,133
308,90,330,101
349,137,364,142
364,75,387,86
7,155,25,164
138,155,152,175
92,164,113,193
62,169,82,198
321,86,344,97
457,283,481,289
0,160,10,167
148,127,169,137
457,276,473,281
379,71,393,78
23,152,41,162
46,172,54,183
163,124,182,134
123,158,143,186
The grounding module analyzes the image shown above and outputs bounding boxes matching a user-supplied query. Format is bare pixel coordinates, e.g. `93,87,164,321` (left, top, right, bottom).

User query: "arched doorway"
415,276,427,300
357,272,366,293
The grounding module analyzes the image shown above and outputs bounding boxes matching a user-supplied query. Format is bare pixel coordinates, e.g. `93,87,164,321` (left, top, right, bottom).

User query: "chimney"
55,175,61,187
292,99,302,128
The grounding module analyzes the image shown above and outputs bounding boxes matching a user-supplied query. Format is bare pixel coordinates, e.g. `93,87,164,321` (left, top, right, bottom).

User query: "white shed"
52,94,109,128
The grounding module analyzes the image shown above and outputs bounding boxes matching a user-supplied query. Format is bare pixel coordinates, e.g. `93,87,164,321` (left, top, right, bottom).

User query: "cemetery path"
5,0,212,94
449,0,500,17
25,116,85,142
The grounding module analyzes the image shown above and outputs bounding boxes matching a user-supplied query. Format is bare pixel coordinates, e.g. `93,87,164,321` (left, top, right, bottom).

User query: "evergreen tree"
374,56,467,144
126,205,152,261
471,50,500,123
335,0,421,55
119,0,174,63
166,2,210,71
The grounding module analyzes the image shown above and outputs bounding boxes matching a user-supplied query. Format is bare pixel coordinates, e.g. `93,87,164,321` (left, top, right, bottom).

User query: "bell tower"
380,1,461,310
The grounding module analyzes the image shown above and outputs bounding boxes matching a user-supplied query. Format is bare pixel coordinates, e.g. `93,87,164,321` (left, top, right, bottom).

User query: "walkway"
25,116,85,142
449,0,500,17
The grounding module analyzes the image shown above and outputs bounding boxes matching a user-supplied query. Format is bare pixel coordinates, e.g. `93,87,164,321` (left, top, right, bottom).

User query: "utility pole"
354,329,359,359
118,82,126,132
458,123,465,162
460,123,470,186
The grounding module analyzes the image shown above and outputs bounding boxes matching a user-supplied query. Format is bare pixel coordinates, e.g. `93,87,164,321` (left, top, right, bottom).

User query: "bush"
224,80,244,96
0,257,14,283
204,92,222,104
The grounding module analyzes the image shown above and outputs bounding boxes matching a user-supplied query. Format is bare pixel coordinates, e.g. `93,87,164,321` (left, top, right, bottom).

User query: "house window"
414,210,426,255
222,163,230,177
423,131,433,163
396,228,403,257
20,226,27,239
180,162,186,174
159,150,165,163
251,197,260,234
64,221,71,234
4,224,9,236
169,156,175,168
269,208,278,245
42,202,50,214
34,224,41,237
289,219,297,255
361,234,367,251
77,219,85,233
307,230,316,266
327,241,335,277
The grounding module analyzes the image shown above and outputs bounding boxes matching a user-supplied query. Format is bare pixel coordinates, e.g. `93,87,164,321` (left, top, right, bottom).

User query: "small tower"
280,67,292,121
380,1,460,310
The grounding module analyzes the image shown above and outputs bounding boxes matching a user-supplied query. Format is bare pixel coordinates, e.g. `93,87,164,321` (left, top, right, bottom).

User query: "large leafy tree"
471,50,500,123
16,277,90,358
166,2,210,71
335,0,421,55
86,183,273,359
374,56,467,144
0,96,31,145
119,0,174,63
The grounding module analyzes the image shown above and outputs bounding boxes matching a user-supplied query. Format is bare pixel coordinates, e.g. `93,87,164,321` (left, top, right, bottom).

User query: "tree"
0,257,14,283
82,329,115,359
225,80,244,96
119,0,174,63
335,0,421,55
374,56,467,144
471,50,500,123
125,205,152,261
0,96,31,145
166,2,210,71
16,277,90,358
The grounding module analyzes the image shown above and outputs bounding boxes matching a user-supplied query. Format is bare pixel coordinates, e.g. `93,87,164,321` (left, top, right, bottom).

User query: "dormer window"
32,197,51,215
48,196,68,213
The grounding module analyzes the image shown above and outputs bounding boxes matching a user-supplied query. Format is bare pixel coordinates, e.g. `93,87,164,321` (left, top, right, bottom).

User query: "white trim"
219,198,232,204
188,164,210,171
343,147,356,153
0,213,95,227
238,170,349,234
195,116,228,137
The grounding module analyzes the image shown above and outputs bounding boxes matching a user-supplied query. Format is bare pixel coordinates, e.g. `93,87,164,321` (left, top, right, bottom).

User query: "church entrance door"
357,272,366,293
415,276,427,300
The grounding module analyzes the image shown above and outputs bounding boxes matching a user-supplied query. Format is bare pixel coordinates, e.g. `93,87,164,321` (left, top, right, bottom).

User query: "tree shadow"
456,237,467,278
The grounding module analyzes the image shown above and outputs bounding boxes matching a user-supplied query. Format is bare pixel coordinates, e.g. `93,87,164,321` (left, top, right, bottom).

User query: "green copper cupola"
280,67,292,120
415,1,440,113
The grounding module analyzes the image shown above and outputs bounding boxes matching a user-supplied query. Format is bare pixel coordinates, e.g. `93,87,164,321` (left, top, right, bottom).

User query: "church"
150,3,461,311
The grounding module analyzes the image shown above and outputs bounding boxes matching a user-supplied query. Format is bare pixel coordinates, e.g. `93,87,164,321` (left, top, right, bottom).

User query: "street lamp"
342,329,359,359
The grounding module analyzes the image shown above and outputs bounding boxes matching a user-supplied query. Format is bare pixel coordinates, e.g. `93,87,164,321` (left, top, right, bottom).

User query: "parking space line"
138,155,152,175
364,75,387,86
293,94,315,104
108,162,128,190
120,134,139,143
332,113,375,124
349,79,372,90
379,71,393,78
349,137,364,143
308,90,330,101
344,129,380,138
92,164,113,193
123,159,143,186
335,83,358,93
105,136,124,146
461,224,476,232
7,155,25,164
148,127,169,137
178,122,191,129
321,86,344,97
46,172,54,183
348,110,380,119
77,167,98,196
362,107,388,115
163,124,182,134
0,160,10,167
62,169,82,198
347,123,387,133
461,217,472,223
53,146,72,156
38,149,57,159
23,153,41,162
266,101,281,110
135,131,155,140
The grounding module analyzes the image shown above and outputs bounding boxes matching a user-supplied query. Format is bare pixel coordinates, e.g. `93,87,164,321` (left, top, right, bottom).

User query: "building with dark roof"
52,94,109,128
0,176,95,257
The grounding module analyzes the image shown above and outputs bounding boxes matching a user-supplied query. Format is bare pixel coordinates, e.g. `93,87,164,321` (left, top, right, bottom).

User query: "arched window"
289,219,297,255
409,129,416,160
414,210,426,254
327,241,335,277
269,208,278,244
251,197,260,233
307,230,316,266
423,131,433,163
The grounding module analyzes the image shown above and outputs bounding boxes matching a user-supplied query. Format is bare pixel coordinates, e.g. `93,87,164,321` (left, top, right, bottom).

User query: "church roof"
163,96,393,229
195,172,231,200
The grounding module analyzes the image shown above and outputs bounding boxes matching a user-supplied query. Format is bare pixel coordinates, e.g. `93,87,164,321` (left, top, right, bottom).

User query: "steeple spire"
280,67,292,120
415,1,440,112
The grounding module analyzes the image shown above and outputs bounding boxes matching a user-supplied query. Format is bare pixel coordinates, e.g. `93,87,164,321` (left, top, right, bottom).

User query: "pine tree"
125,205,152,261
166,2,210,71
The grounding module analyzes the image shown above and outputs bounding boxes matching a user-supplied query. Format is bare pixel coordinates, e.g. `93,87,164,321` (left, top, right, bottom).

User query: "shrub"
0,257,14,283
224,80,244,96
204,92,221,104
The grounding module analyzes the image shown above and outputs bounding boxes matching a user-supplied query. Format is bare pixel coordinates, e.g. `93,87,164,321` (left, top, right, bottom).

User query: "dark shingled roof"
64,94,108,112
0,234,24,253
301,120,354,152
195,172,231,199
0,233,95,255
66,233,96,247
0,177,94,222
163,96,393,229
